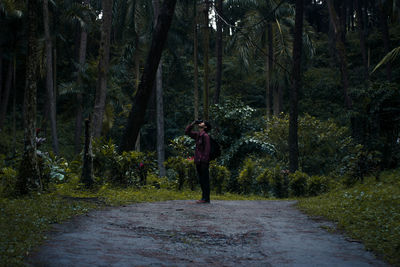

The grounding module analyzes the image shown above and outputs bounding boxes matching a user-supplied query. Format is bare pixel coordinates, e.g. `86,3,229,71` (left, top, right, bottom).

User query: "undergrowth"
297,170,400,266
0,181,269,266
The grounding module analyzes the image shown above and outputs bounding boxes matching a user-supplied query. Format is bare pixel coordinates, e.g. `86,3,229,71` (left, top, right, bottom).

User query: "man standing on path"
185,120,211,203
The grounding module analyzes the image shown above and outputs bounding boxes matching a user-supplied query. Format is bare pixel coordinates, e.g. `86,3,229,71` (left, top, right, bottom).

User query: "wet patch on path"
26,200,387,266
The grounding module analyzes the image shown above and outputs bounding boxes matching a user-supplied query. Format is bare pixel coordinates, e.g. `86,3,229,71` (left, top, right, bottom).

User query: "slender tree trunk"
377,3,392,81
213,0,222,105
193,0,199,119
266,23,273,117
0,60,13,130
265,53,271,118
202,0,209,120
74,0,89,153
326,0,352,109
120,0,177,152
0,47,3,104
12,55,16,153
289,0,304,173
81,117,94,187
18,0,41,195
92,0,113,137
153,0,166,177
355,0,368,80
43,0,59,155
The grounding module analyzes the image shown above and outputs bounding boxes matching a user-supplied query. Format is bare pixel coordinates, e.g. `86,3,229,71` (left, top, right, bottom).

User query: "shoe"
195,200,210,204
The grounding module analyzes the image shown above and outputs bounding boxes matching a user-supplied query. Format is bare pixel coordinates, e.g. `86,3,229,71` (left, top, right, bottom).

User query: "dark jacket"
185,124,211,164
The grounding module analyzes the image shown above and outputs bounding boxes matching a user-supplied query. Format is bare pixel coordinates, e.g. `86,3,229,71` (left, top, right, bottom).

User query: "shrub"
0,167,17,198
252,114,358,175
289,171,309,197
210,163,230,194
92,138,156,186
164,157,187,190
308,175,330,196
256,168,272,197
269,167,289,198
238,158,259,194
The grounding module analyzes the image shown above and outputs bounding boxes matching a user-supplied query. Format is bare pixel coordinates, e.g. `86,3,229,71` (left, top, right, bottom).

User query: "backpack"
209,136,221,161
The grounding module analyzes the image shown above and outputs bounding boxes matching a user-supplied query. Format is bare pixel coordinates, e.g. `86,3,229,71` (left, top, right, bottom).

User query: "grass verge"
0,183,269,266
297,170,400,266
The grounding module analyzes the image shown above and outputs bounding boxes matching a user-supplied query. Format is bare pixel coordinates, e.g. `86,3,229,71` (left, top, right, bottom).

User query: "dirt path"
26,200,387,267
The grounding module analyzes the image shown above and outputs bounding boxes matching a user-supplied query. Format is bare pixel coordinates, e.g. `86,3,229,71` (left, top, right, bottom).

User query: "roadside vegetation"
298,171,400,266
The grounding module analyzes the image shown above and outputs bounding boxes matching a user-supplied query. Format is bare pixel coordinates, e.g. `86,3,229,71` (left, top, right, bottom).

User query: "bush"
289,171,309,197
252,114,358,176
269,167,289,198
210,163,230,194
308,175,330,196
0,167,17,198
92,138,156,186
256,168,271,197
164,156,187,190
238,158,259,194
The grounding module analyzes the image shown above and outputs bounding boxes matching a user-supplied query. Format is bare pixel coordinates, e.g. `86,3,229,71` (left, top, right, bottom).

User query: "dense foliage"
1,0,400,265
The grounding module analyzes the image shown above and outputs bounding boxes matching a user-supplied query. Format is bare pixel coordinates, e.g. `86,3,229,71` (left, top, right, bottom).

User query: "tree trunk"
326,0,352,109
81,118,94,187
202,0,209,120
74,0,89,153
377,3,392,81
17,0,41,195
213,0,222,105
0,60,13,130
355,0,368,80
12,55,16,153
119,0,177,152
289,0,304,173
92,0,113,137
153,0,166,177
43,0,59,155
0,47,3,104
193,0,199,120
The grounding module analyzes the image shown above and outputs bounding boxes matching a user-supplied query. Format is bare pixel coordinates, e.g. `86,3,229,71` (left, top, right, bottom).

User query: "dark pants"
196,162,210,202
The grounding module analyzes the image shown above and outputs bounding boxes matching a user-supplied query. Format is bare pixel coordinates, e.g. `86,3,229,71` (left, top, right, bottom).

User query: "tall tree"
74,0,90,153
355,0,369,80
202,0,210,120
213,0,223,104
17,0,41,194
377,1,392,81
326,0,352,109
120,0,177,152
43,0,59,154
153,0,166,177
0,60,13,130
289,0,304,173
193,0,199,119
92,0,113,137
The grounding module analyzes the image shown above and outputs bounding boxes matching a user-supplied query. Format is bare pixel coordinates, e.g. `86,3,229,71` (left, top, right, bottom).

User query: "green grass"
297,170,400,266
0,181,269,266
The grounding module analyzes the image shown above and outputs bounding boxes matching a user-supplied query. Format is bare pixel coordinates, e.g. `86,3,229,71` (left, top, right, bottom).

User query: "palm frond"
371,46,400,74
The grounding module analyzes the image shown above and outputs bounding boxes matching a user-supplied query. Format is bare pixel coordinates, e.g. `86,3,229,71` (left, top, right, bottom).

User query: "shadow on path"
26,200,387,267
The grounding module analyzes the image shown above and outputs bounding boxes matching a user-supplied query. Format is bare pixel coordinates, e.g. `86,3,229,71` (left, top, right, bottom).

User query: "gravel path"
26,200,387,267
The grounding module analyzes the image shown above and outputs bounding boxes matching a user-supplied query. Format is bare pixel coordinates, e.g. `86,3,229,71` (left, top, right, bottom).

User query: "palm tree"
226,0,304,116
153,0,166,177
289,0,304,173
120,0,177,152
326,0,352,109
17,0,41,195
43,0,59,155
92,0,113,137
